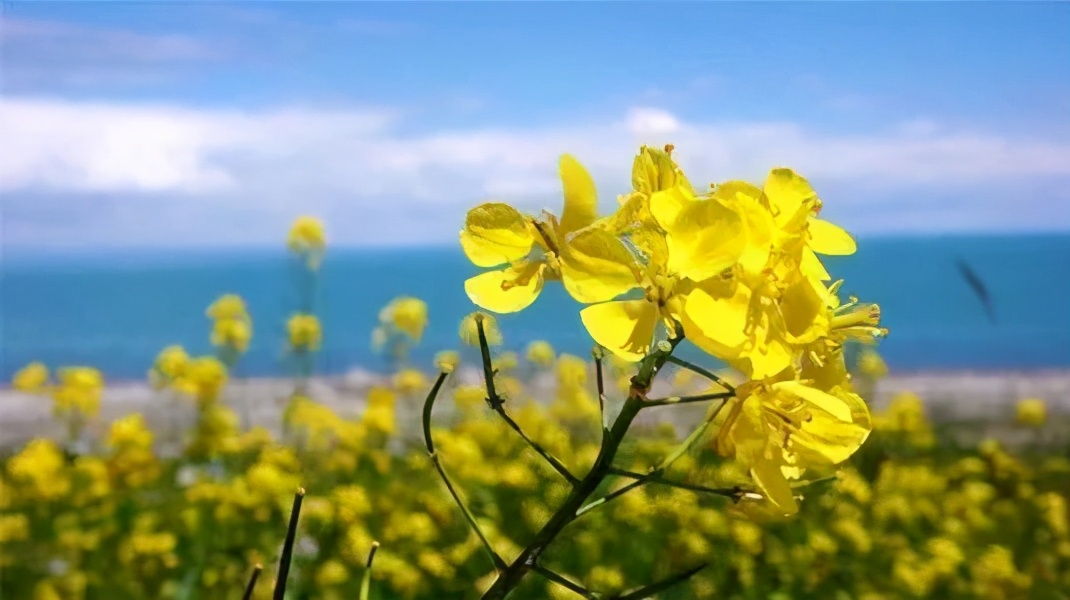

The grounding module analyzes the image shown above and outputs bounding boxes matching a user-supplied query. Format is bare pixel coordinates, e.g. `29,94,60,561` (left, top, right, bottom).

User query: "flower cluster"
460,145,887,514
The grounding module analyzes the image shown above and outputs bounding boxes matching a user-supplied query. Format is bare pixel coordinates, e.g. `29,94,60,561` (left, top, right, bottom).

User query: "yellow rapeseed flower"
716,376,870,515
172,356,228,402
461,154,639,313
287,313,322,351
459,311,502,346
287,215,327,269
52,367,104,418
107,414,154,450
12,362,49,393
525,340,556,368
1015,398,1046,427
433,350,460,373
381,296,429,342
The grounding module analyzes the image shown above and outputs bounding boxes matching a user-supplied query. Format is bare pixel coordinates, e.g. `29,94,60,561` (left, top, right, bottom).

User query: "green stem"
359,542,380,600
531,565,596,598
477,318,578,485
665,355,735,393
642,391,734,407
241,564,262,600
273,488,305,600
608,563,708,600
422,371,507,571
479,337,684,600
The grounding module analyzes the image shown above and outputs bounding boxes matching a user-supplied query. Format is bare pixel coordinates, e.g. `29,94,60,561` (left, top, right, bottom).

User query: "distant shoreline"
2,367,1068,452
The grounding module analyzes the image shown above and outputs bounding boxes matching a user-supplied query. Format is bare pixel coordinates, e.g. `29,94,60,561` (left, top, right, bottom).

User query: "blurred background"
2,2,1069,379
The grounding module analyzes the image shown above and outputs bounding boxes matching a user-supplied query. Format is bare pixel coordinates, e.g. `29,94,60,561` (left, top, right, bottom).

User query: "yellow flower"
172,356,228,402
210,317,252,353
716,377,871,515
580,179,748,361
287,313,322,351
525,340,556,368
433,350,460,373
52,367,104,418
461,154,639,313
287,215,327,268
759,168,856,280
381,296,429,342
149,345,189,388
107,414,154,450
206,294,249,321
1015,397,1046,427
857,348,889,379
459,311,502,346
393,368,429,395
603,145,694,258
12,362,49,393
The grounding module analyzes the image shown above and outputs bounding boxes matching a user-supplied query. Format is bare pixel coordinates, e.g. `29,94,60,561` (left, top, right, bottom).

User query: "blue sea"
2,234,1069,382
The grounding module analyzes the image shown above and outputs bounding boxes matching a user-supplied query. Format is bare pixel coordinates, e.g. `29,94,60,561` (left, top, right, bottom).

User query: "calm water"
2,234,1069,381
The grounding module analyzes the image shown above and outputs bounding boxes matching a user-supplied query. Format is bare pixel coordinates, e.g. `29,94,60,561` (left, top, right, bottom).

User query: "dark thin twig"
608,563,708,599
422,370,507,571
642,391,734,408
359,541,381,600
593,346,607,431
607,468,739,497
241,564,262,600
477,317,579,486
665,355,735,393
273,488,305,600
531,565,596,598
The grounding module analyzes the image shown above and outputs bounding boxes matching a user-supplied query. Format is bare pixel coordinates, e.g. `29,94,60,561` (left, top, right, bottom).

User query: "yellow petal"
763,168,816,229
793,411,870,464
559,228,641,303
750,459,798,515
463,263,545,314
800,247,831,281
648,185,693,232
681,283,749,358
808,217,857,255
773,381,852,422
740,339,794,380
665,198,746,282
714,182,774,275
460,203,535,267
780,277,829,344
558,154,599,235
579,300,658,362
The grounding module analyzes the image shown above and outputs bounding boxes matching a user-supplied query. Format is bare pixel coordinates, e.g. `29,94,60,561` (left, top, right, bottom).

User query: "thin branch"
273,488,305,600
575,478,646,517
475,315,502,410
241,564,262,600
531,565,596,598
593,346,607,432
607,468,738,498
642,391,734,408
477,317,578,486
495,407,579,485
609,563,708,599
422,370,507,571
665,355,735,393
359,541,381,600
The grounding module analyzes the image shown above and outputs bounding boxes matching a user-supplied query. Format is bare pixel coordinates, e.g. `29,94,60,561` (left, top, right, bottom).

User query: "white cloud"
1,96,1069,248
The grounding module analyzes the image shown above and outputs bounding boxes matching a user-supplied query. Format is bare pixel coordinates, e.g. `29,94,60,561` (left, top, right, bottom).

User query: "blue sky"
1,2,1068,250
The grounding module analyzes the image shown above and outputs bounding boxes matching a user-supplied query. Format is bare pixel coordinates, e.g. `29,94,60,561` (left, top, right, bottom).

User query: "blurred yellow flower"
107,414,154,450
433,350,460,373
12,362,49,394
287,313,322,351
172,356,228,402
206,294,249,321
287,215,327,269
857,348,889,379
525,340,556,368
381,296,429,342
393,368,429,395
459,311,502,346
52,366,104,418
1015,398,1046,428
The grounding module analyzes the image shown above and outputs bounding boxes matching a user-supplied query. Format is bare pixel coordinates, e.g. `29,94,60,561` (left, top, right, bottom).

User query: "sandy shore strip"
2,368,1068,452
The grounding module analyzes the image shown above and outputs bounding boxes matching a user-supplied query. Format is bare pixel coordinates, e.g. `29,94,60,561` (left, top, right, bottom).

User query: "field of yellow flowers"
3,146,1069,600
